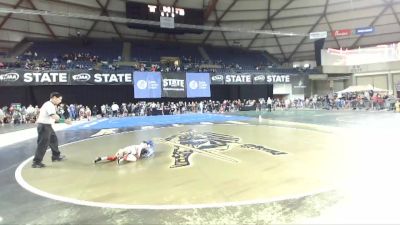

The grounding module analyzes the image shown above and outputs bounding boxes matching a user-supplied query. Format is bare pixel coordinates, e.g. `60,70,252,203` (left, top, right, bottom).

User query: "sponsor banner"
224,73,253,84
0,70,69,86
309,31,327,40
186,73,210,98
0,70,301,87
0,70,134,86
210,74,224,84
291,74,309,95
211,73,293,85
162,72,186,98
252,73,266,85
133,72,162,98
355,27,374,35
331,29,352,37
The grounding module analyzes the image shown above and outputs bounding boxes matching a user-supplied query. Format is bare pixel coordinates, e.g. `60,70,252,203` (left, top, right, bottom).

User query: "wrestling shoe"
94,157,101,164
117,157,124,165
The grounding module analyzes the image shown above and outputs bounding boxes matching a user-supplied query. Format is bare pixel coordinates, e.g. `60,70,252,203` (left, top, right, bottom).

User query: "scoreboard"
126,1,204,34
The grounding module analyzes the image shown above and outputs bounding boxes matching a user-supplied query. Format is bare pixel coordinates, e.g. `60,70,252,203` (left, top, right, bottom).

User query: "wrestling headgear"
141,140,154,158
144,140,154,148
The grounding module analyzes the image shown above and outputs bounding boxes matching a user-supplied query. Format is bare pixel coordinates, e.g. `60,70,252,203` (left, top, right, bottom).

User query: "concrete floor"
1,110,400,224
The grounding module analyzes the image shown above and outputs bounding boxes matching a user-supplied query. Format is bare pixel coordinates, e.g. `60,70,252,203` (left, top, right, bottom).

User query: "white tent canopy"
337,84,388,94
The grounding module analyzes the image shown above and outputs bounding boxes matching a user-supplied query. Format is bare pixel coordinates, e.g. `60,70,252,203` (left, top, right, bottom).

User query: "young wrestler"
94,140,154,165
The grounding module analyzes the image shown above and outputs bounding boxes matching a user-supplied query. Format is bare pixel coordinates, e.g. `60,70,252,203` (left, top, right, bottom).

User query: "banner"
212,73,292,85
162,72,186,98
265,74,291,84
355,27,374,35
1,70,302,87
186,73,210,97
224,73,253,84
79,72,132,85
291,74,309,95
331,29,352,37
0,70,69,86
0,70,133,86
309,31,327,40
134,72,162,98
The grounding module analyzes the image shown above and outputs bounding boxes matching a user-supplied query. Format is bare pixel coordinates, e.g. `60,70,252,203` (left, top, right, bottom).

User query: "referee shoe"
52,155,66,162
32,162,46,168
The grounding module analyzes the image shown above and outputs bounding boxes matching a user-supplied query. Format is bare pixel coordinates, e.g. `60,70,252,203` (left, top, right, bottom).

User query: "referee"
32,92,69,168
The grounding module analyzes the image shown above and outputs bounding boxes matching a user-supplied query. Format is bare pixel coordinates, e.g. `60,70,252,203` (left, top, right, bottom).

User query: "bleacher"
203,45,267,69
28,39,122,62
131,40,203,63
0,39,324,74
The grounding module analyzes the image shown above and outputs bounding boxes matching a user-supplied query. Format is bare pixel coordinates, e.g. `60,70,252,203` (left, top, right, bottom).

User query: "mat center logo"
162,130,287,168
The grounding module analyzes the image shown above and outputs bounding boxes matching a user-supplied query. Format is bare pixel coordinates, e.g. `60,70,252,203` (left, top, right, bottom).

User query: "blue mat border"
68,114,251,130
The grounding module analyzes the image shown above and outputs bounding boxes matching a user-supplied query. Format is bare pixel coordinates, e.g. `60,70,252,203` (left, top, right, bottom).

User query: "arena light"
0,8,307,37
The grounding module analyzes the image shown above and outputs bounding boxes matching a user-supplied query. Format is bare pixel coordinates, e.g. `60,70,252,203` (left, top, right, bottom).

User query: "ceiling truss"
0,0,399,60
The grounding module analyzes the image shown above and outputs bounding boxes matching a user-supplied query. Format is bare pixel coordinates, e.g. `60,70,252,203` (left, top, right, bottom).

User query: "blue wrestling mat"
68,113,251,130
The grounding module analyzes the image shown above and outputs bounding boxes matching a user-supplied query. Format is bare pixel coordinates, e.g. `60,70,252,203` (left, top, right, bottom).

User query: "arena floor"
1,110,400,224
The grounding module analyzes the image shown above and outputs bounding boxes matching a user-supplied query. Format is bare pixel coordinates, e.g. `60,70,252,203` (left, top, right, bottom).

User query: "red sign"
332,29,352,37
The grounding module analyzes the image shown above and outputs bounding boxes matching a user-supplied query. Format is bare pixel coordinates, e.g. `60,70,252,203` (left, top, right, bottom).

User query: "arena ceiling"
0,0,400,62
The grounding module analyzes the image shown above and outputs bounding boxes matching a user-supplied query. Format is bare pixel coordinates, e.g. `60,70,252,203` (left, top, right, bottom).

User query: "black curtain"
211,84,272,101
314,38,326,66
0,84,273,107
0,85,134,107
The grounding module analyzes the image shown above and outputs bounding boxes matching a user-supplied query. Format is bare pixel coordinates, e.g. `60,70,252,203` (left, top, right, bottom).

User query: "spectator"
111,102,119,117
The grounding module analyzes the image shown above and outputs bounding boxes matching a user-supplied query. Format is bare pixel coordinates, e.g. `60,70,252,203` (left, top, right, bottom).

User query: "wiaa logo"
72,73,91,81
189,80,198,89
211,75,223,81
254,75,265,81
137,80,148,90
0,73,19,82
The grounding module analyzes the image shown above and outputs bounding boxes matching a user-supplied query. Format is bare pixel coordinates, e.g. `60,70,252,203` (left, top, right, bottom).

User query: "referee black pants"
33,123,61,163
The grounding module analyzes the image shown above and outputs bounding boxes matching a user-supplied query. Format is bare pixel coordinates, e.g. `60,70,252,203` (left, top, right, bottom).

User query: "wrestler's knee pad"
107,155,117,161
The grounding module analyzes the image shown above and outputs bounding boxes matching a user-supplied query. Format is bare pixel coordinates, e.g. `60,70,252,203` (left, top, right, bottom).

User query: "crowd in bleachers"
0,39,318,73
1,51,104,71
